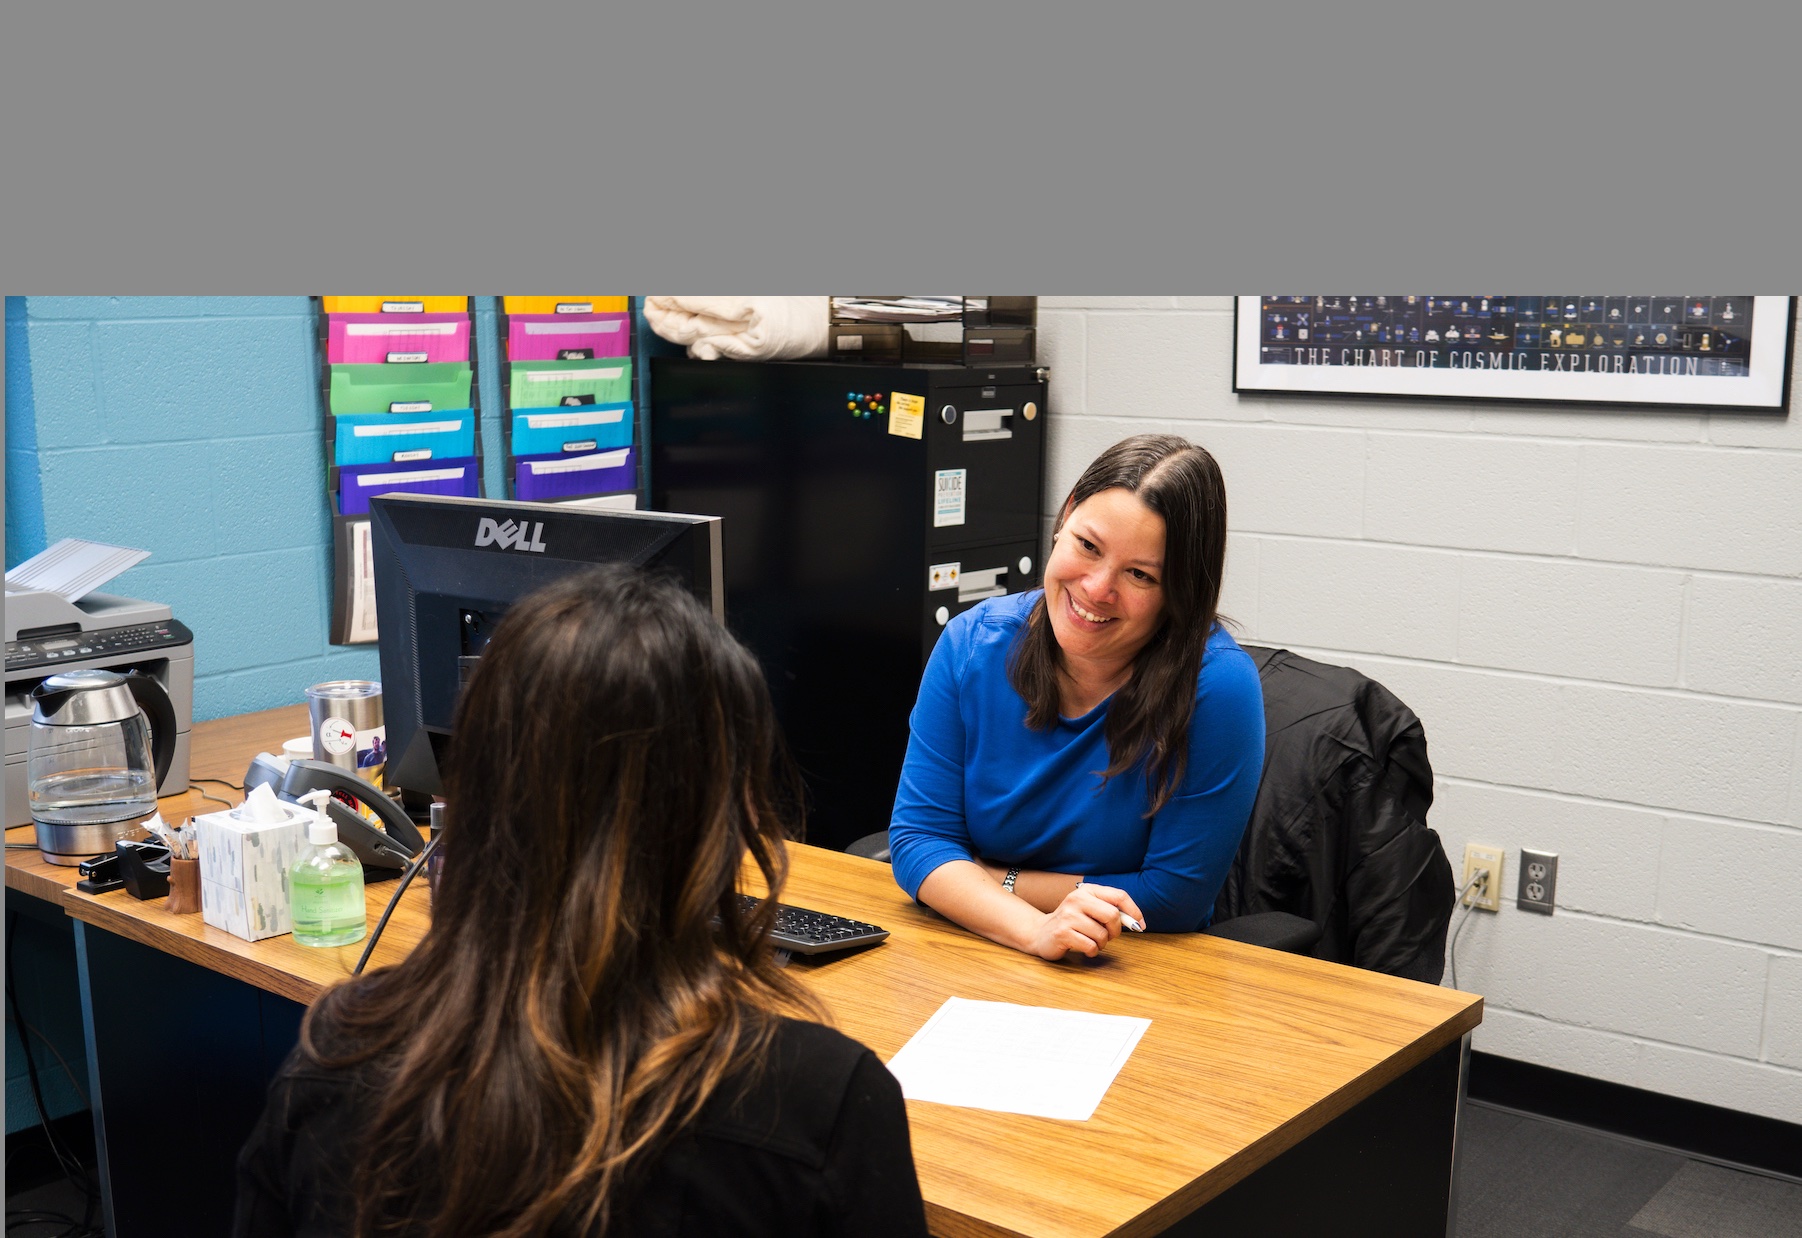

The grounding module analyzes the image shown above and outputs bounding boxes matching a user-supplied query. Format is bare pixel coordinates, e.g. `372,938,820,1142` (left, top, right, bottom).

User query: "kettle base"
33,818,151,866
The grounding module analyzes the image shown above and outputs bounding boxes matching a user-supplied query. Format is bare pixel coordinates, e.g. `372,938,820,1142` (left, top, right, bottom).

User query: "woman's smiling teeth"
1069,596,1113,624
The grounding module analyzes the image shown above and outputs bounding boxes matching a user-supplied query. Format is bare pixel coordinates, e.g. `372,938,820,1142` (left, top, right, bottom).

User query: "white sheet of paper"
886,997,1150,1121
5,538,150,603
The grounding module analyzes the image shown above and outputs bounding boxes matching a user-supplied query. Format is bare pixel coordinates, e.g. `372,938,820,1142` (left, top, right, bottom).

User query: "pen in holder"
148,815,203,915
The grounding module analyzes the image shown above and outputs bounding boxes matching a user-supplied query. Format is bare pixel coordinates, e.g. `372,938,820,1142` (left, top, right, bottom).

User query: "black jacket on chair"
1212,647,1455,984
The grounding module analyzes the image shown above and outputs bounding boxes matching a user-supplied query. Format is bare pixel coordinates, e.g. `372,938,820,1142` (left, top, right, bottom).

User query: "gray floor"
10,1103,1800,1236
1456,1101,1802,1238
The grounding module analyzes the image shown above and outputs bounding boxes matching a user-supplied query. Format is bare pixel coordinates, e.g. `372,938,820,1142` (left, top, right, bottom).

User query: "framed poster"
1233,296,1796,412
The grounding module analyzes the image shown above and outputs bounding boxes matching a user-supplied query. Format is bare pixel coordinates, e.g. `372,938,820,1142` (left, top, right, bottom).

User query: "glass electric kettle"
27,668,177,865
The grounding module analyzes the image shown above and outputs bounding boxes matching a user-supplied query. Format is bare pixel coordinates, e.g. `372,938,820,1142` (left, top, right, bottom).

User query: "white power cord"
1445,868,1489,991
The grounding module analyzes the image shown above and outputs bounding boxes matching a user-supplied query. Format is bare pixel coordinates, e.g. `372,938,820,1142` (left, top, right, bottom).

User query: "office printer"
5,588,194,828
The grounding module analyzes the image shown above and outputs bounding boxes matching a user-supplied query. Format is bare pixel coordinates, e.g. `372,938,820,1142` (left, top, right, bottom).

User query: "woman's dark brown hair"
1009,433,1229,816
301,564,820,1237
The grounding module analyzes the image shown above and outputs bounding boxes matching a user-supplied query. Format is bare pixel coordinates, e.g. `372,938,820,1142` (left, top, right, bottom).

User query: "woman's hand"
1024,883,1145,960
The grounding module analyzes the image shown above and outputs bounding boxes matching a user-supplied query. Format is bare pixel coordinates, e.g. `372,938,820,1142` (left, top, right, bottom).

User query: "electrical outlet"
1518,849,1558,915
1462,843,1505,912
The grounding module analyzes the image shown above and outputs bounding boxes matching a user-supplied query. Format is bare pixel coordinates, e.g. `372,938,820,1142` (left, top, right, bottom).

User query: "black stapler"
243,755,423,877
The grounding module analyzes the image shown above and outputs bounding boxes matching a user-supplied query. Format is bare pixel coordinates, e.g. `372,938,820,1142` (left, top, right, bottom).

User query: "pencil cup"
166,857,202,915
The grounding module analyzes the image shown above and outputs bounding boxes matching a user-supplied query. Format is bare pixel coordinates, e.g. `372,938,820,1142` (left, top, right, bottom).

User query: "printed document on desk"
886,997,1149,1121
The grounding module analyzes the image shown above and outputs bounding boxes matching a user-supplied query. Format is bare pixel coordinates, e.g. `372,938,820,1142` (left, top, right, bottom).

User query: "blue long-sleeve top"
888,590,1266,933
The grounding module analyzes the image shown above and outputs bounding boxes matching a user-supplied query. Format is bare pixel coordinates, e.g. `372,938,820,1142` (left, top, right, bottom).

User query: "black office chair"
847,647,1454,980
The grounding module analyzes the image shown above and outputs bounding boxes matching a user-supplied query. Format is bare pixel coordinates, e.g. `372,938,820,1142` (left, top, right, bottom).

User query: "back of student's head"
304,564,817,1238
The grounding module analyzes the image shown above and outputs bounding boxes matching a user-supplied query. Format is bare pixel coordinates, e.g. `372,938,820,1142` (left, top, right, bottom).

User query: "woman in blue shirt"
890,434,1265,960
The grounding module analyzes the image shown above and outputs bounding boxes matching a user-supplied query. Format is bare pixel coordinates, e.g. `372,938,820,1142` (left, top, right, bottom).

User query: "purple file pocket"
337,456,479,515
327,314,471,364
514,446,636,501
506,313,632,361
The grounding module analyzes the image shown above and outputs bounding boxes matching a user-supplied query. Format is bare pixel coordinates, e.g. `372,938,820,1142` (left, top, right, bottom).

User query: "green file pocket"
508,359,633,410
329,362,473,414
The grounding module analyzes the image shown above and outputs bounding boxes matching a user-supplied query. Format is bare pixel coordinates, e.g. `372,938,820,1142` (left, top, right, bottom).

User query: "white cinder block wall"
1035,296,1802,1124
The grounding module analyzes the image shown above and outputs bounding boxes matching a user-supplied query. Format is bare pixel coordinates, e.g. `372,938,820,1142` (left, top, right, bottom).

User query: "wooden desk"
9,709,1483,1238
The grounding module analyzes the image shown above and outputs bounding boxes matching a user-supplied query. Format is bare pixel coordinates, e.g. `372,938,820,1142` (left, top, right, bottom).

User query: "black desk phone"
243,755,424,877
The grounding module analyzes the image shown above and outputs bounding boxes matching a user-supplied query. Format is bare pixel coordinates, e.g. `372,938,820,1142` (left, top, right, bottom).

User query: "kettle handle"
124,673,178,790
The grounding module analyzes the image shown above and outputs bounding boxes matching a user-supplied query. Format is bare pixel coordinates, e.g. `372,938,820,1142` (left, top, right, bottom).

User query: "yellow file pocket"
502,296,629,316
329,363,472,415
508,359,633,409
322,296,469,315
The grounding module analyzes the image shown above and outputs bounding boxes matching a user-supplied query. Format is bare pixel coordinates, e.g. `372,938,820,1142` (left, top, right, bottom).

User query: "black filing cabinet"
651,359,1047,852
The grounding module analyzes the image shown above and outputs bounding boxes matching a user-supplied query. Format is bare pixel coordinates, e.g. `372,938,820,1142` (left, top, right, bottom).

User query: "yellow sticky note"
889,392,924,439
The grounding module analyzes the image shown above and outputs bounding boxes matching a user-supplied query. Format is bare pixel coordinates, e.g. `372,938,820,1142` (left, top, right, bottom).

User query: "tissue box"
197,803,306,941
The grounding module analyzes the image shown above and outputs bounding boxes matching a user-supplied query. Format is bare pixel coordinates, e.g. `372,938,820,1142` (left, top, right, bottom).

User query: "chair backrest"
1213,647,1454,983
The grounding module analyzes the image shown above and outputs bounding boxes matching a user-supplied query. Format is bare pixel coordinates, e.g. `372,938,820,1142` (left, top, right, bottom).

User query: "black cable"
4,914,100,1233
352,834,439,977
191,777,243,793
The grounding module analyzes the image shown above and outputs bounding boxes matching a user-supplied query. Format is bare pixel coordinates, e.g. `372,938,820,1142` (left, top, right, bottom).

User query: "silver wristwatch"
1002,867,1020,894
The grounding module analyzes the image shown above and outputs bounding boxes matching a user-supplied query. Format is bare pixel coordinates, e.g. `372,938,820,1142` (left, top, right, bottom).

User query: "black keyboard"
737,894,888,956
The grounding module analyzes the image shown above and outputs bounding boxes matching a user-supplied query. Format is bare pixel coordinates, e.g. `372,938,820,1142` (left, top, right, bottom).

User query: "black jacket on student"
234,1018,929,1238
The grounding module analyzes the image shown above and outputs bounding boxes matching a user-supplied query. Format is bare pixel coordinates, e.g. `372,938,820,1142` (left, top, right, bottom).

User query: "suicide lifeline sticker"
934,469,966,527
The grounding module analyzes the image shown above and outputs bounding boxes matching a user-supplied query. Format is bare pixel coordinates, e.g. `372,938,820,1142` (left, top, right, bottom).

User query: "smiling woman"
888,435,1266,961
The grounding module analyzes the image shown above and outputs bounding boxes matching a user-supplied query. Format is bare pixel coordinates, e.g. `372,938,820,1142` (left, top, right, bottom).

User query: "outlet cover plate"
1519,849,1558,914
1463,843,1506,912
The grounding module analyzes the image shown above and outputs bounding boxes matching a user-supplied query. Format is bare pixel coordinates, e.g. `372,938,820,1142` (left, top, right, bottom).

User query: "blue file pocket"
509,402,633,457
333,409,476,466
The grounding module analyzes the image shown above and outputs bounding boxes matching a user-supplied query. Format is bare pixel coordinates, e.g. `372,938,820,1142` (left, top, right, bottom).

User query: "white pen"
1076,881,1144,933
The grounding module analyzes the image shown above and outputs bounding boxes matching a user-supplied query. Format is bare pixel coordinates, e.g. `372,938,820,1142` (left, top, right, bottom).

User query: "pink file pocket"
514,447,636,501
327,314,471,364
506,313,632,361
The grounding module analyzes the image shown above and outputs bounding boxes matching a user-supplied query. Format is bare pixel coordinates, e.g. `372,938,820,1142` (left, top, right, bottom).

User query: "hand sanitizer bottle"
290,790,367,947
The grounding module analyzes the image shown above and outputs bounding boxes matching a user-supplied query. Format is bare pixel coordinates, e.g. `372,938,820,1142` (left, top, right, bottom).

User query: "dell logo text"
474,517,547,553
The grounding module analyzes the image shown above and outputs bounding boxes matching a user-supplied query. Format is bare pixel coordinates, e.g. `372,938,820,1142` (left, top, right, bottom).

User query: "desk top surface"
7,706,1482,1238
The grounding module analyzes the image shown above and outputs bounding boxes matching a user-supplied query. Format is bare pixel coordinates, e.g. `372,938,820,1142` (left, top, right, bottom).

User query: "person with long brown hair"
889,434,1265,960
235,565,928,1237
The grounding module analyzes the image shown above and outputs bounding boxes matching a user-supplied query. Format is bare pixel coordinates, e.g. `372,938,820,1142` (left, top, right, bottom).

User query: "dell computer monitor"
368,494,724,798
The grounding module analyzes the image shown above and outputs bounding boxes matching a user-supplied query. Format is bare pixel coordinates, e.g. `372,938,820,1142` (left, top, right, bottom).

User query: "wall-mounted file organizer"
505,313,631,360
510,403,633,456
499,297,644,506
514,446,637,502
333,457,482,515
326,314,471,364
327,362,474,414
502,296,629,316
322,296,470,315
506,358,633,408
315,297,484,645
329,409,478,466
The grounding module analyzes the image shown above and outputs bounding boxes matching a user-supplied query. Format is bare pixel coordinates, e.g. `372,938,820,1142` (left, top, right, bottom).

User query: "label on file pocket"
353,419,459,437
381,301,425,313
562,440,598,452
555,302,593,313
386,351,429,363
557,348,594,360
560,394,597,407
391,401,432,413
393,449,433,462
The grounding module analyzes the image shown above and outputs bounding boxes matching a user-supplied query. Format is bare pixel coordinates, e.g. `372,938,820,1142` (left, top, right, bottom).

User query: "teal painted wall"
5,296,510,721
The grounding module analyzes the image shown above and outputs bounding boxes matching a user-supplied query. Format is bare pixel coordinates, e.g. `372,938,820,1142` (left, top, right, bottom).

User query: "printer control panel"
6,619,193,674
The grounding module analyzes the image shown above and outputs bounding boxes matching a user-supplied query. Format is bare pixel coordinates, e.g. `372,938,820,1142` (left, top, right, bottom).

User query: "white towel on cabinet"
643,296,830,361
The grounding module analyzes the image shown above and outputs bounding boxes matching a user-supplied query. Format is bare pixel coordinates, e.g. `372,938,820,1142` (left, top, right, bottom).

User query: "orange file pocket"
502,296,629,316
322,296,469,314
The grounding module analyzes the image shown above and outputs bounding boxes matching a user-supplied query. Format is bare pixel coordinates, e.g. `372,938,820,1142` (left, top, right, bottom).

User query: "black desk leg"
1166,1039,1465,1238
74,922,305,1238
